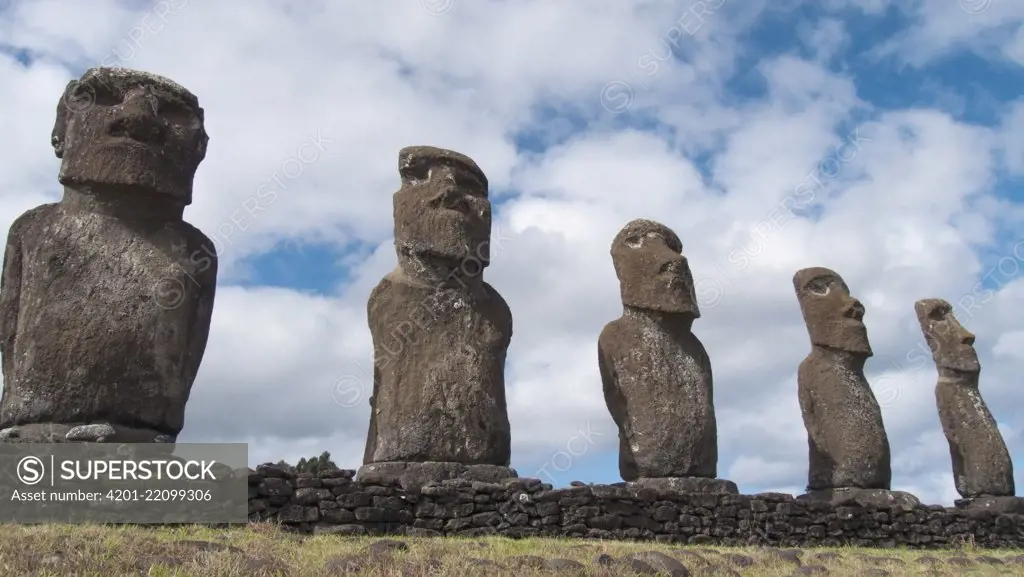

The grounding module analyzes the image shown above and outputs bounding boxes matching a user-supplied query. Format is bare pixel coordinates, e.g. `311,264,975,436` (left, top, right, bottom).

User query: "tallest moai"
0,67,218,443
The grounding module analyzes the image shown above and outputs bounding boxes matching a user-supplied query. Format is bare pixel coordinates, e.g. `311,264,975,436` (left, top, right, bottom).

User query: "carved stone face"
611,219,699,316
793,267,872,355
914,298,980,373
52,67,208,205
393,146,492,265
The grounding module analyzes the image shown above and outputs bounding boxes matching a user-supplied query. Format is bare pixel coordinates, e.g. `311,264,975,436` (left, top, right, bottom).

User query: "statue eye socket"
928,308,948,321
65,82,116,110
159,101,195,125
624,235,644,249
806,279,831,296
399,161,431,181
88,82,121,107
450,171,485,195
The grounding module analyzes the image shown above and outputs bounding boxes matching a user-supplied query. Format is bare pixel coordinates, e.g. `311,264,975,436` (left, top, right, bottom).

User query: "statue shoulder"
7,204,57,240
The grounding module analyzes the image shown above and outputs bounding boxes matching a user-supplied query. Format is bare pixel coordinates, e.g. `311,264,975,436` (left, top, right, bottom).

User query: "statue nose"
843,299,865,320
106,91,166,144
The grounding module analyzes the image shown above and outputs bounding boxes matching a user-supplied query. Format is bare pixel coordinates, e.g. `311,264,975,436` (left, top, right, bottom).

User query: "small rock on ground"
367,539,408,556
722,553,756,568
511,555,546,569
763,549,802,566
975,555,1003,565
624,551,690,576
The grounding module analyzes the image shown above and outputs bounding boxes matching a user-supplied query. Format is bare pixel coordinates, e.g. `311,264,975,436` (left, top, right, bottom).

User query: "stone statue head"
51,67,208,205
914,298,979,373
611,219,699,316
793,267,872,355
393,146,492,267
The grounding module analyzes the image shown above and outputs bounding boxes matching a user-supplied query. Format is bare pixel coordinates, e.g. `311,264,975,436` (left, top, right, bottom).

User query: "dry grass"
0,523,1020,576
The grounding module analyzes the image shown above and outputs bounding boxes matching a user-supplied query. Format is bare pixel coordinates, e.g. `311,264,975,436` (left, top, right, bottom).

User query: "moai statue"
915,299,1021,513
598,219,737,494
0,67,217,443
793,267,918,507
356,146,517,488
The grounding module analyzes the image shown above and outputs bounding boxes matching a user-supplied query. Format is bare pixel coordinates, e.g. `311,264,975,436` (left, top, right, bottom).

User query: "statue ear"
51,80,79,159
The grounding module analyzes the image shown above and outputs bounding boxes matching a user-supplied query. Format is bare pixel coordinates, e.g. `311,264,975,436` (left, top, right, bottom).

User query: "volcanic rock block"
0,67,217,443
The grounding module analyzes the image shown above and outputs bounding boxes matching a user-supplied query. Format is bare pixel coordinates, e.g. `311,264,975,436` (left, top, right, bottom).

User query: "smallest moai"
915,299,1022,514
792,267,918,508
598,219,737,494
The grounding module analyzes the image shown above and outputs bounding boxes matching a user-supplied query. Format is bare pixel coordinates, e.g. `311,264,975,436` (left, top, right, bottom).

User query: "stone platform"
356,461,518,491
626,476,739,494
796,487,921,509
0,422,174,443
955,495,1024,515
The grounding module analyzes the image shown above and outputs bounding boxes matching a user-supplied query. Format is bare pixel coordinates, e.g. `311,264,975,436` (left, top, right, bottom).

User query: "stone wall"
246,465,1024,549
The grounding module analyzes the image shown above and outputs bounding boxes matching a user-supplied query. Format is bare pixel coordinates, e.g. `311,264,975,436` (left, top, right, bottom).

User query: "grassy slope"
0,523,1021,576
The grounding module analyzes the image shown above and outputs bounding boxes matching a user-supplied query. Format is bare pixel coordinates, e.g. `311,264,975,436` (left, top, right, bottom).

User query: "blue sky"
0,0,1022,504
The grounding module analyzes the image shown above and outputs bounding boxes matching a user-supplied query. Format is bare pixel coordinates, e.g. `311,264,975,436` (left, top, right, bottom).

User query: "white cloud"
837,0,1024,67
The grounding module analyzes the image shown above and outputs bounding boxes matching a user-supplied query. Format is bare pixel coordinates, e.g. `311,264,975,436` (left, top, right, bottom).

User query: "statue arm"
363,282,387,464
598,335,627,429
796,361,817,433
185,243,218,381
0,226,23,380
0,207,44,383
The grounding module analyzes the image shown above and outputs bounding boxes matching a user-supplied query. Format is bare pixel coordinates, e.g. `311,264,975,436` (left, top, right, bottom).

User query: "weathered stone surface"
915,298,1015,498
797,487,920,509
954,495,1024,515
628,477,738,494
625,551,691,576
356,461,517,489
793,267,890,491
363,146,511,466
0,68,216,441
65,423,172,442
599,220,720,482
244,464,1024,548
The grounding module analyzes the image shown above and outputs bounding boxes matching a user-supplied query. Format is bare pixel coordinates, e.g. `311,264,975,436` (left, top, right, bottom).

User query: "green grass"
0,523,1020,576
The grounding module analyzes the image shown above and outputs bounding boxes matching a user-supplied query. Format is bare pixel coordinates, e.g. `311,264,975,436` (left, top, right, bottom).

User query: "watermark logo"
17,456,45,485
421,0,454,16
960,0,992,15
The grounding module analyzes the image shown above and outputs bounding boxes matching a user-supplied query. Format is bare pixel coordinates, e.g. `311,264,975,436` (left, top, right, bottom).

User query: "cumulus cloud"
0,0,1021,505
